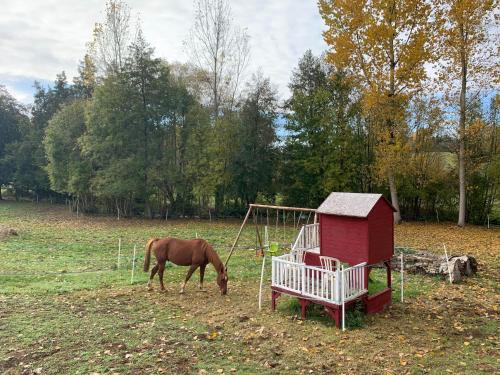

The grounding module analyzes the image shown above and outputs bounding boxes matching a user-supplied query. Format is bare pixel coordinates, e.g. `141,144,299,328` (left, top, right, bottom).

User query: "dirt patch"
0,226,18,240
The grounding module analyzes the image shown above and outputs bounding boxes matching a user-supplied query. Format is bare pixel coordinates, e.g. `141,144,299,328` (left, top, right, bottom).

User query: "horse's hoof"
179,290,185,294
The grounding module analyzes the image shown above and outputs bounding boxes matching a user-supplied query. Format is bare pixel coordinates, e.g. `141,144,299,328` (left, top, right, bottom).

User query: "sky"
0,0,328,104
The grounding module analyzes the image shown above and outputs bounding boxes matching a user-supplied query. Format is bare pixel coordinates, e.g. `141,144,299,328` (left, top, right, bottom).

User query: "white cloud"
0,0,327,103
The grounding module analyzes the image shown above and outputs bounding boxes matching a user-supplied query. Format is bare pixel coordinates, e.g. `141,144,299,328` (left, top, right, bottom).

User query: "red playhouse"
271,192,396,328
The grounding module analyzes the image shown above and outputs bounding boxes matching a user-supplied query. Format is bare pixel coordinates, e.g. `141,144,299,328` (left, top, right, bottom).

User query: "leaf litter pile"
0,202,498,374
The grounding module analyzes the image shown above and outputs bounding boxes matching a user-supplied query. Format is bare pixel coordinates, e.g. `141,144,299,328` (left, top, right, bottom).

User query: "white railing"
292,223,320,251
271,254,367,305
302,264,339,303
272,254,303,293
342,262,367,301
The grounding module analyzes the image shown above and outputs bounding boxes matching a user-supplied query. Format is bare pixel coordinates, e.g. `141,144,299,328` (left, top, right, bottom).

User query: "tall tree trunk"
388,25,402,224
389,171,402,223
458,27,467,227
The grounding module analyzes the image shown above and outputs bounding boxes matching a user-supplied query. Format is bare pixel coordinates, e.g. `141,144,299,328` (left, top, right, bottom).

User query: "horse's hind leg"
180,265,199,294
147,264,159,289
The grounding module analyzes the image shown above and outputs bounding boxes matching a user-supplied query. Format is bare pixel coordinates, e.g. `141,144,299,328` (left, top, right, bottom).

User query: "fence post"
131,245,137,284
258,256,266,310
117,238,122,269
400,252,404,302
341,265,345,331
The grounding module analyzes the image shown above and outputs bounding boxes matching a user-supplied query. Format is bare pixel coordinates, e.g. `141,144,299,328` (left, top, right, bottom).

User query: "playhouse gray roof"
317,192,395,218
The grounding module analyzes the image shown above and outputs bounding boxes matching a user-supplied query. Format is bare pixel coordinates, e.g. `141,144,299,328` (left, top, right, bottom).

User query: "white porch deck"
271,223,367,305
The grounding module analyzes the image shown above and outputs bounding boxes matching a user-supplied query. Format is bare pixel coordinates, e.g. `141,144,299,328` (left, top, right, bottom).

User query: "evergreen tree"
282,51,365,207
0,86,28,199
230,72,278,204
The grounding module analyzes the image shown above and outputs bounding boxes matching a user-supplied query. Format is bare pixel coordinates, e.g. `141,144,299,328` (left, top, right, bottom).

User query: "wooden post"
253,210,265,256
385,261,392,288
443,244,452,283
264,225,269,249
282,210,285,243
275,210,279,238
224,206,252,267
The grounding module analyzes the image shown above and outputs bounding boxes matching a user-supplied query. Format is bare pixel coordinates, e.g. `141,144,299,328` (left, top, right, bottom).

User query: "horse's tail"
143,238,159,272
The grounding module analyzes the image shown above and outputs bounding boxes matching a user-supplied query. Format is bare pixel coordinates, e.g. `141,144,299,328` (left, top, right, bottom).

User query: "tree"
10,73,75,199
0,86,27,199
230,72,278,204
44,101,91,204
283,51,365,207
399,95,447,219
84,33,193,217
462,96,499,224
88,0,132,75
319,0,438,223
185,0,250,118
439,0,498,226
73,54,98,99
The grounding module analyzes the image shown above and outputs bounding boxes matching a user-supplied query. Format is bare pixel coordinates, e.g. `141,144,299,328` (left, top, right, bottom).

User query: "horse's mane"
205,243,224,273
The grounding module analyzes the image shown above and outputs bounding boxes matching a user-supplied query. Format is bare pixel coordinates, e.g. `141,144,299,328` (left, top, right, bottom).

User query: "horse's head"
217,267,228,295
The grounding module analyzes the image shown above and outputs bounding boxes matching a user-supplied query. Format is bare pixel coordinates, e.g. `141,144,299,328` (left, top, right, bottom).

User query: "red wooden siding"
365,288,392,314
367,199,394,264
304,252,321,267
319,214,369,265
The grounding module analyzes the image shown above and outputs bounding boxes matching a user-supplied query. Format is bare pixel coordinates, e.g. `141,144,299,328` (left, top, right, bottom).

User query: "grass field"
0,201,498,374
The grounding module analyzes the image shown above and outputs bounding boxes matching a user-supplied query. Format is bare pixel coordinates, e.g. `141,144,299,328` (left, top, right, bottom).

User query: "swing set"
225,204,317,262
224,203,317,310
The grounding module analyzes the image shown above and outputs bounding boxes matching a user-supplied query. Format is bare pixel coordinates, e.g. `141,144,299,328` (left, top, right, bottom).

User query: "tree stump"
390,250,477,283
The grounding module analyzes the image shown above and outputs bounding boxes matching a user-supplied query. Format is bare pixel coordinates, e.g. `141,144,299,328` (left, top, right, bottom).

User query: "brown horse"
143,237,228,295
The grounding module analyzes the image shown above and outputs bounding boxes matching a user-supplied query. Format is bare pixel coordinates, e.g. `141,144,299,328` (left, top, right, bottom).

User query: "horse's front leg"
147,264,159,290
180,265,199,294
199,263,207,292
158,262,166,291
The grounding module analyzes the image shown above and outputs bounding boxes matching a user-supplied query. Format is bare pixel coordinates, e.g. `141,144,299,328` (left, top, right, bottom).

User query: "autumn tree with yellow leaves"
319,0,439,223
